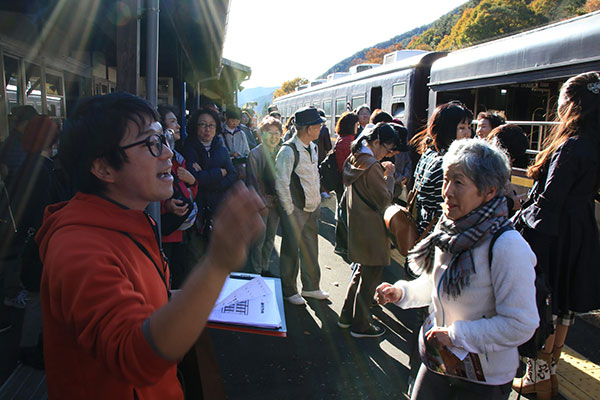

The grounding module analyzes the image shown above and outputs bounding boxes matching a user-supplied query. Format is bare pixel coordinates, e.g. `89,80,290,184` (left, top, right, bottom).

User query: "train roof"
429,11,600,91
275,51,446,102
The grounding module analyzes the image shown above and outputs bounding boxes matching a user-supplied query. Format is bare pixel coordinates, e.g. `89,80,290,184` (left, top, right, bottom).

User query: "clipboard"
207,273,287,337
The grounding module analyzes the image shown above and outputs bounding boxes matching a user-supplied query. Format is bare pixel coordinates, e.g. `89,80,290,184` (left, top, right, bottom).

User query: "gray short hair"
442,138,511,196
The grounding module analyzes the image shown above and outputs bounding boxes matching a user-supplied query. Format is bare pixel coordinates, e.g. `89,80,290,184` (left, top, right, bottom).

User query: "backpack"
17,157,74,292
488,225,553,358
281,141,305,209
319,150,341,193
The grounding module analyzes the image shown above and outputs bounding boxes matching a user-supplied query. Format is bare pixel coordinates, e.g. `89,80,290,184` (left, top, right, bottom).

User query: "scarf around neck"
407,196,512,298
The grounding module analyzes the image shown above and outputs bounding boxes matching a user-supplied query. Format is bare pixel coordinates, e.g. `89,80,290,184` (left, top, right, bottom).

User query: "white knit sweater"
394,230,539,385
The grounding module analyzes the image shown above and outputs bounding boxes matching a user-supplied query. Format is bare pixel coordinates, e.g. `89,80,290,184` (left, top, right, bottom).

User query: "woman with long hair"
409,101,473,234
338,123,402,337
512,71,600,399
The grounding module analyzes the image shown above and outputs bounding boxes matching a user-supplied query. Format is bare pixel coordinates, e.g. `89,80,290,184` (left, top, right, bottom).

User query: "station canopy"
0,0,249,94
429,11,600,91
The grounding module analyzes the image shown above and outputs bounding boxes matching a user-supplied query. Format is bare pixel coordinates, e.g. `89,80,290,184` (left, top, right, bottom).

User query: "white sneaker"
301,289,329,300
285,293,306,305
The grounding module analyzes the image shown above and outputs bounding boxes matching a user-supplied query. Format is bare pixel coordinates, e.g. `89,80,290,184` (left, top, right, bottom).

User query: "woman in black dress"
513,71,600,399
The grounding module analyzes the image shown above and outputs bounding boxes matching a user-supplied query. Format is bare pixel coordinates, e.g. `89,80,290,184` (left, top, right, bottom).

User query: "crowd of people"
0,71,598,399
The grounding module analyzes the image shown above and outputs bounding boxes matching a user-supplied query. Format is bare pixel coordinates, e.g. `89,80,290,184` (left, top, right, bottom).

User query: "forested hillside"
320,0,599,77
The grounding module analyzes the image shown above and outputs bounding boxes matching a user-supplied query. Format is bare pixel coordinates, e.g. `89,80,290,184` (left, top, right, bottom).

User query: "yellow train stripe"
558,345,600,400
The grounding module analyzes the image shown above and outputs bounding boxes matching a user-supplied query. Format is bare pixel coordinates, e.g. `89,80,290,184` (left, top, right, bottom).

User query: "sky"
222,0,468,89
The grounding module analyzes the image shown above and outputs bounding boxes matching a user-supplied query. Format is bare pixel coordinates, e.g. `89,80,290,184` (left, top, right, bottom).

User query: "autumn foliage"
273,77,309,99
584,0,600,11
407,0,591,51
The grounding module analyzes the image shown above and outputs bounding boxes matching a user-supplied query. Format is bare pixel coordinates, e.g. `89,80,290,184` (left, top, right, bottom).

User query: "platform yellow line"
558,345,600,400
511,175,534,188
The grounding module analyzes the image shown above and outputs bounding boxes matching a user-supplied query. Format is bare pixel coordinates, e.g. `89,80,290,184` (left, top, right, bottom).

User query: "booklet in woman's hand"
418,313,486,382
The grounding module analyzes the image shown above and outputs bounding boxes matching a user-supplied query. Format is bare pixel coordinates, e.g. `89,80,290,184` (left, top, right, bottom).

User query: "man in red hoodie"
36,92,264,399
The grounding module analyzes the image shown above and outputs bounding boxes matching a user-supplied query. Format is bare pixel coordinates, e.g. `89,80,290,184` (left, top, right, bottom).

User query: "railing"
504,120,560,154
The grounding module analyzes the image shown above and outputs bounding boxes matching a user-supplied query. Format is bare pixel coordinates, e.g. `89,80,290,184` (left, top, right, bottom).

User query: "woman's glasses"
119,133,171,157
197,122,217,130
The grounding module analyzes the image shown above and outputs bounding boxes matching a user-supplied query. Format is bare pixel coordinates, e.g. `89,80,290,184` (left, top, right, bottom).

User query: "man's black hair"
58,92,160,195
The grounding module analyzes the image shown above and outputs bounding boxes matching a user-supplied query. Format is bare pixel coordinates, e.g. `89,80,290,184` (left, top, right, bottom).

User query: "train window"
323,100,332,117
351,95,365,110
4,56,22,113
335,98,346,116
25,63,43,114
46,73,65,118
392,102,405,120
392,82,407,98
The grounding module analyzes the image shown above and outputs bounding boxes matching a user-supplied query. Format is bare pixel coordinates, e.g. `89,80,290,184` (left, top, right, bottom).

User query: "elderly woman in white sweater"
377,139,539,400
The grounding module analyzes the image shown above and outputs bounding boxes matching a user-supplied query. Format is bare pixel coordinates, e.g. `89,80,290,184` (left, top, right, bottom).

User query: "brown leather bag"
384,190,438,257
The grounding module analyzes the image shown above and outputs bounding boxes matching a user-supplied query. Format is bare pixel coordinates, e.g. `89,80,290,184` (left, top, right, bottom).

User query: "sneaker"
301,289,329,300
4,289,28,309
350,323,386,338
285,293,306,305
321,191,331,199
0,320,12,334
337,318,352,329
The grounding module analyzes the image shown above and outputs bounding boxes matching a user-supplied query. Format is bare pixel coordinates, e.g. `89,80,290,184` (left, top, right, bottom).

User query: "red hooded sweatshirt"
36,193,183,399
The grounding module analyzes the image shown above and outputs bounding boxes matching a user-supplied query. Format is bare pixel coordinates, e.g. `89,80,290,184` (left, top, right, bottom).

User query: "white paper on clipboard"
209,276,282,329
215,276,272,308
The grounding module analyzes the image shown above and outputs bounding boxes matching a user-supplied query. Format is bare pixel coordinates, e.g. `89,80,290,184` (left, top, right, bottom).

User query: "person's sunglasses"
119,133,171,157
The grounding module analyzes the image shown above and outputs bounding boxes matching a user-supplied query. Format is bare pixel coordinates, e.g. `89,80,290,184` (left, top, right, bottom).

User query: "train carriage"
429,10,600,152
274,11,599,211
274,51,446,136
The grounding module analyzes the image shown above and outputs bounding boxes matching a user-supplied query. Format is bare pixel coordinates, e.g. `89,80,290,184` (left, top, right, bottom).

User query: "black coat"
182,134,237,218
520,135,600,313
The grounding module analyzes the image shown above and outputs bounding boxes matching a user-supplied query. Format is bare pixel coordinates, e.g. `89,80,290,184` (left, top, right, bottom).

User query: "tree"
585,0,600,11
363,43,403,64
272,77,309,99
438,0,547,50
349,58,366,67
530,0,560,15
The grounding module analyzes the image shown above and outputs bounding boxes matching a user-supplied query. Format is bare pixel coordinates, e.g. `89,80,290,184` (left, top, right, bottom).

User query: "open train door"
370,86,382,111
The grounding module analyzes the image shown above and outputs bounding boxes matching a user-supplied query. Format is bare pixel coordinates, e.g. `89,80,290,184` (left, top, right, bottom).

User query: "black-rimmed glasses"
119,133,171,157
197,122,217,130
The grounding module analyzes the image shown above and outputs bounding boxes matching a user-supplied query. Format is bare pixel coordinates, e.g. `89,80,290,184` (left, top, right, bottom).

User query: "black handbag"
511,194,554,358
161,176,195,237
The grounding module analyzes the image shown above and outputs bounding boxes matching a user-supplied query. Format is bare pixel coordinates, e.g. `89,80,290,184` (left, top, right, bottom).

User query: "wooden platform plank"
558,346,600,400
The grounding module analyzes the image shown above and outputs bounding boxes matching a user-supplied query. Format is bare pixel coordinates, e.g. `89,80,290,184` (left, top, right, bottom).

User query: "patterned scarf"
407,196,512,298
